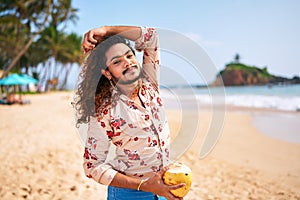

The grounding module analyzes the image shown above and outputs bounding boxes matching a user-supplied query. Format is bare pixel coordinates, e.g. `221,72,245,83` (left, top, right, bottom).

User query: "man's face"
105,43,141,85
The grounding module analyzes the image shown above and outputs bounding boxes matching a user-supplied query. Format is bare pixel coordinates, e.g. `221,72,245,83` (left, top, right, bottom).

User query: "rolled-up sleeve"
135,27,160,89
83,116,117,185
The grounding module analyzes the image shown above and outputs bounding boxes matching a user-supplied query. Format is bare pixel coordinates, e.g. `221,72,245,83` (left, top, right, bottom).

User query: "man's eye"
113,60,120,64
127,54,133,58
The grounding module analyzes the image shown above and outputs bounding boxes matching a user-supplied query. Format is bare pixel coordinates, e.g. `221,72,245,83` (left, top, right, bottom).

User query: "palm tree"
0,0,52,78
57,32,82,90
0,0,78,78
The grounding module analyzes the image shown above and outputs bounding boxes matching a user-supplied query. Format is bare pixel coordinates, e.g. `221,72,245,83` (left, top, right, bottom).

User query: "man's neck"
117,79,141,99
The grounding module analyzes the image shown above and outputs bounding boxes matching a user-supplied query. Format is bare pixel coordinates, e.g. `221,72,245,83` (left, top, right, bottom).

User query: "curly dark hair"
73,35,135,127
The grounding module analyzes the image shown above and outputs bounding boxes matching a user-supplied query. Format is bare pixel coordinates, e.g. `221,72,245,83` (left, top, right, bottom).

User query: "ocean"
161,84,300,112
160,84,300,144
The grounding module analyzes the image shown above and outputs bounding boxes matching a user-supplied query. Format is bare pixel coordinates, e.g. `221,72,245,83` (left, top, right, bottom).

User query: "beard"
112,65,141,85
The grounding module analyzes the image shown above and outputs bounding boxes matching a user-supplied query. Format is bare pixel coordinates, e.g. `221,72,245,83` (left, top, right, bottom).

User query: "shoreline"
223,105,300,144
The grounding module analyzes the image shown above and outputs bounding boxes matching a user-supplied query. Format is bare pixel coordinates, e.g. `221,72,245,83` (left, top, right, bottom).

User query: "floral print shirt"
83,27,171,185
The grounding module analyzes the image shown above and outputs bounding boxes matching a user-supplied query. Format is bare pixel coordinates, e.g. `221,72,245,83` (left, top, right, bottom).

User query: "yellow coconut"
163,162,192,197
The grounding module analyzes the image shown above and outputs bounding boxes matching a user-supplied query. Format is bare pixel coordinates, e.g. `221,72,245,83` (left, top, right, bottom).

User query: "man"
76,26,184,200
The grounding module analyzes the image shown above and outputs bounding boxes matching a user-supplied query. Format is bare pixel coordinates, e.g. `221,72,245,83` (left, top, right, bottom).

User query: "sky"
66,0,300,85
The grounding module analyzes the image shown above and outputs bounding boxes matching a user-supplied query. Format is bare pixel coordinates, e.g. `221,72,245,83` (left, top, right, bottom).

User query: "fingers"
163,192,183,200
168,183,186,190
81,42,94,54
87,31,98,44
81,31,98,54
158,166,169,176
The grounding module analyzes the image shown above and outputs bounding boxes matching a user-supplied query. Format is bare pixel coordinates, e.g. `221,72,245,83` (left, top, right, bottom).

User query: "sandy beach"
0,91,299,200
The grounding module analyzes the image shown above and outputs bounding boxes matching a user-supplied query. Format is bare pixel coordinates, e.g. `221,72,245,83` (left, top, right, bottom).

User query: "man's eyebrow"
110,49,132,62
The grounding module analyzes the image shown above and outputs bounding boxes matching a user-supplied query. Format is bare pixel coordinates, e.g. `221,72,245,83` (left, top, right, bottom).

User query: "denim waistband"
107,186,167,200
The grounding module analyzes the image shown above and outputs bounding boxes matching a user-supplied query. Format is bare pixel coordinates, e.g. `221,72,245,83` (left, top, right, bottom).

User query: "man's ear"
101,69,111,80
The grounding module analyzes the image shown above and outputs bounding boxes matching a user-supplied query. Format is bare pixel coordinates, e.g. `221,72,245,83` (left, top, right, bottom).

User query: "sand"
0,91,299,200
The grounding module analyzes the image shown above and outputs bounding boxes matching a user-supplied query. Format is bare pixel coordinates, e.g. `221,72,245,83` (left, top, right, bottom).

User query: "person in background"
75,25,184,200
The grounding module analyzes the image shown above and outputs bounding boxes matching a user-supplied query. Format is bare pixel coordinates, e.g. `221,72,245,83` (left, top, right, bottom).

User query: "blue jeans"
107,186,167,200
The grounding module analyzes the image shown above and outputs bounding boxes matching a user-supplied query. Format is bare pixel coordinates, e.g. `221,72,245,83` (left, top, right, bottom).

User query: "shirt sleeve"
83,115,118,185
135,27,160,90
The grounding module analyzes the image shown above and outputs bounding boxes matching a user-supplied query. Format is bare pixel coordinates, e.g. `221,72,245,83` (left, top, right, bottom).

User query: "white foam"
196,94,300,112
160,88,300,112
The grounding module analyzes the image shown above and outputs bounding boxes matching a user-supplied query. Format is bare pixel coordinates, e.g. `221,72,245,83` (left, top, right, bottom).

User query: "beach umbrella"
0,74,28,85
0,74,38,85
19,74,38,84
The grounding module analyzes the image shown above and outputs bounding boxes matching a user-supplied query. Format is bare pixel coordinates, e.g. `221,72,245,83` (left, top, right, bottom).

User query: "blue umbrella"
19,74,38,84
0,74,38,85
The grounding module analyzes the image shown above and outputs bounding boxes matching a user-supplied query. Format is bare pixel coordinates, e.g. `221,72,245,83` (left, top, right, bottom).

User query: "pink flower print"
87,137,97,146
86,162,93,169
124,149,131,155
103,109,108,115
157,97,163,106
145,114,149,121
161,141,165,147
130,104,138,110
128,123,137,128
158,124,162,132
106,131,120,139
151,166,158,172
143,127,150,132
113,140,123,147
100,121,105,128
124,149,140,160
140,160,147,166
90,154,98,160
156,152,162,160
106,130,114,139
83,147,90,159
86,174,92,178
150,124,158,134
123,161,133,168
129,153,140,160
144,50,149,56
134,137,139,141
144,28,154,42
142,84,147,90
165,148,170,158
111,118,126,129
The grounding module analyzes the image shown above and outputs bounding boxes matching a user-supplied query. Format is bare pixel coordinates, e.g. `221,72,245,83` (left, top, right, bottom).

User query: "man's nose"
123,57,131,68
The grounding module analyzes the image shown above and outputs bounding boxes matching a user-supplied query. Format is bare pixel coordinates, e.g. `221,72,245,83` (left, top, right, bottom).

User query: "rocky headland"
211,63,300,86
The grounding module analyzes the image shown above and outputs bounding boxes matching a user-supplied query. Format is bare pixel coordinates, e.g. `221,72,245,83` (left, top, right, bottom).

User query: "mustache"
122,65,138,75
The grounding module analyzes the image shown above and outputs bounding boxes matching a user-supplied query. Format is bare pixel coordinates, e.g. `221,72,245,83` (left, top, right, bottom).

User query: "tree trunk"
1,0,52,78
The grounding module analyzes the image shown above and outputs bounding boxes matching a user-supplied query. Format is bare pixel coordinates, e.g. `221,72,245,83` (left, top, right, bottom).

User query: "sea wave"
196,94,300,112
160,89,300,112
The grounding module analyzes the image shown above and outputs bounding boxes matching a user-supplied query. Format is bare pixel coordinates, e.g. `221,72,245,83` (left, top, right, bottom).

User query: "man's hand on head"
82,26,108,54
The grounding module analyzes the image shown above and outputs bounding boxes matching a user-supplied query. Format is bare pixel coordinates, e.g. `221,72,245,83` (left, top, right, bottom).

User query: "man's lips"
122,65,138,75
